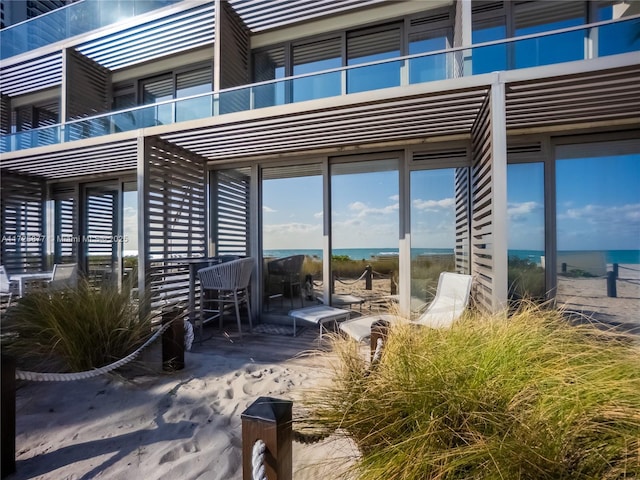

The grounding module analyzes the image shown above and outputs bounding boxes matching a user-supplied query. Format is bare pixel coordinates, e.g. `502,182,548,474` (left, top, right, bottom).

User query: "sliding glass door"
330,158,399,308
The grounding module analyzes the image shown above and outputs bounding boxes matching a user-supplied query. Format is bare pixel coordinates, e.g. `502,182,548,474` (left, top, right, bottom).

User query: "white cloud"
508,201,543,221
263,205,276,213
412,197,455,211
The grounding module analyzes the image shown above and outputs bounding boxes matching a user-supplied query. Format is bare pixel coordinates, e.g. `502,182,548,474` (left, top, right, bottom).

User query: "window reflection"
555,146,640,325
507,163,545,301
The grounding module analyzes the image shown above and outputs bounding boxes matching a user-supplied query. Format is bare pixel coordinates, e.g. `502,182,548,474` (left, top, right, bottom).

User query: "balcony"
0,0,181,60
1,15,639,154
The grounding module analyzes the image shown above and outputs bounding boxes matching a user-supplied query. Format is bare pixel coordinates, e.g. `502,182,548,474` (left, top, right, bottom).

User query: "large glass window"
410,168,459,314
597,2,640,56
330,158,399,307
507,163,545,301
293,37,342,102
472,17,507,74
514,2,585,68
409,28,451,83
555,142,640,325
262,165,323,316
175,67,212,122
346,25,402,93
253,47,286,108
140,74,174,126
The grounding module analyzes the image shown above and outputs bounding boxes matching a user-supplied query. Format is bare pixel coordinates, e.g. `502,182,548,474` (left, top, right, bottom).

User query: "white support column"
460,0,473,76
322,158,331,305
213,0,222,93
490,80,508,312
136,135,148,315
398,151,411,318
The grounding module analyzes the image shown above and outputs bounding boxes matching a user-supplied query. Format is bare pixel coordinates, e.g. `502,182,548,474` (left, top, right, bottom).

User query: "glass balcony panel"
598,19,640,56
0,127,60,153
514,30,584,68
176,96,213,122
347,61,402,94
65,118,111,142
1,1,180,59
472,23,507,74
292,71,341,102
409,52,450,84
219,87,251,115
253,82,286,109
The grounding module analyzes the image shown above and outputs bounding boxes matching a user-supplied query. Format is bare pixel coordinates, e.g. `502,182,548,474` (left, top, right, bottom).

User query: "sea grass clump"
304,303,640,479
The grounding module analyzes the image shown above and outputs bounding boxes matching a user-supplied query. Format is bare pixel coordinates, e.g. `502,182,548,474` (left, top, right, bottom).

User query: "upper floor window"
252,7,453,99
472,0,635,74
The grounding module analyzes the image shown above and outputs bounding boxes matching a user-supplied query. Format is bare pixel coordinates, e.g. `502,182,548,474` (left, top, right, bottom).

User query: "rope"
618,265,640,272
334,269,369,285
371,337,384,365
15,311,187,382
251,439,267,480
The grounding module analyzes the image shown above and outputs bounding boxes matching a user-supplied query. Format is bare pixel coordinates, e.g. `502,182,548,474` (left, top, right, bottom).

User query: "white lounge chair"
47,263,78,290
339,272,473,342
0,265,13,308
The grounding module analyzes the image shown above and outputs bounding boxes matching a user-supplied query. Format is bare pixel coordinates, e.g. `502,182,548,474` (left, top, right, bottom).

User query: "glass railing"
2,15,638,153
0,0,181,60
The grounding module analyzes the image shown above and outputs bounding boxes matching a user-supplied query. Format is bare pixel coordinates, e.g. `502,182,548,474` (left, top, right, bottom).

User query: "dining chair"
198,257,254,338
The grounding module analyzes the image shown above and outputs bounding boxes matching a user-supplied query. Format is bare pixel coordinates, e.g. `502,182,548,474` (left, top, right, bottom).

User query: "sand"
556,263,640,331
7,329,359,480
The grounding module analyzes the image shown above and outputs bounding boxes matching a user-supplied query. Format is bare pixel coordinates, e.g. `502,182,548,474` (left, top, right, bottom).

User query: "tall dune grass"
303,303,640,479
2,281,151,372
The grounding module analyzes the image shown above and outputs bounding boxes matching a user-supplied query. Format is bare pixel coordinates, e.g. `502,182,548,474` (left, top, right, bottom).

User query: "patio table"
288,305,351,338
9,271,53,297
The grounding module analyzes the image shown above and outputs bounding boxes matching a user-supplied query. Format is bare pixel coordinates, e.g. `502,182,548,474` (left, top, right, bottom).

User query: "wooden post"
607,271,617,298
365,265,372,290
162,307,185,371
1,354,16,479
242,397,292,480
370,319,390,363
561,262,567,274
390,271,397,295
613,263,619,279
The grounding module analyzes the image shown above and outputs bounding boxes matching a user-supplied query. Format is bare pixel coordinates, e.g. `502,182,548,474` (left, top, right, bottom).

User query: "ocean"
263,248,640,265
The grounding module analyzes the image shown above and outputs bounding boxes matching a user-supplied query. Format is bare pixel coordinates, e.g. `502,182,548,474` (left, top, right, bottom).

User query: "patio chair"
198,257,254,338
265,254,305,310
47,263,78,290
0,265,13,308
339,272,473,342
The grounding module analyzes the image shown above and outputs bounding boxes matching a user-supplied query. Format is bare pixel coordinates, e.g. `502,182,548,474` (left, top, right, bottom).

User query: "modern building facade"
1,0,639,325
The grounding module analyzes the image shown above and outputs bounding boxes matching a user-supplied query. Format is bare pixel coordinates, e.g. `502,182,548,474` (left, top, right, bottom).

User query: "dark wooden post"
607,271,617,298
1,354,16,479
370,319,390,363
162,307,185,371
365,265,372,290
561,262,567,274
613,263,619,279
242,397,292,480
390,271,397,295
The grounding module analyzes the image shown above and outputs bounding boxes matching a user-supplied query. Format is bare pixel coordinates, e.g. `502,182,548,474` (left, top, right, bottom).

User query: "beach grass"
302,302,640,479
2,280,151,372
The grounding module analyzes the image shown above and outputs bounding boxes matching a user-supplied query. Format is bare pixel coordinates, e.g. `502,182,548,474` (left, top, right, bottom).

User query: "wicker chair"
198,257,254,338
266,254,305,310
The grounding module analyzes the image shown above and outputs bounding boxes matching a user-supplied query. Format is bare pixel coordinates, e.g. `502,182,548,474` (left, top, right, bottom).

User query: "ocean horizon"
263,248,640,265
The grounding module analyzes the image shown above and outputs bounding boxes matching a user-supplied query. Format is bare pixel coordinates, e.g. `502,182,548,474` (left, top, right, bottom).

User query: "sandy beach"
6,328,359,480
6,265,638,480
